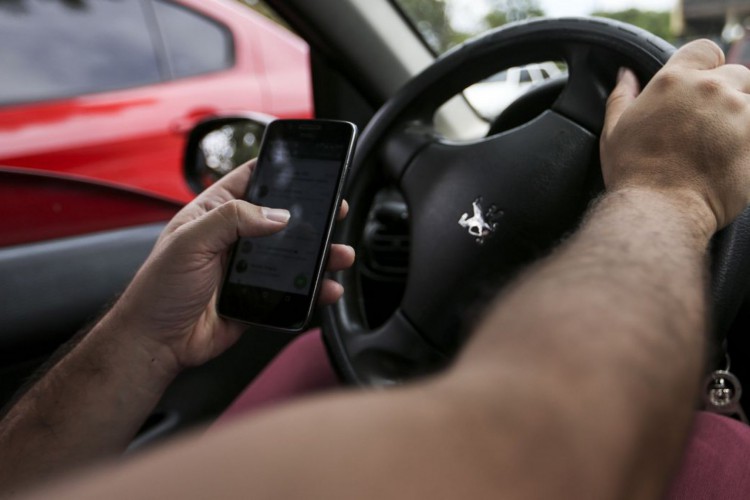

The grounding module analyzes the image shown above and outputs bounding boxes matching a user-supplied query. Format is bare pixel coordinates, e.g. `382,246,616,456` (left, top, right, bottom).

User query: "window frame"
147,0,237,82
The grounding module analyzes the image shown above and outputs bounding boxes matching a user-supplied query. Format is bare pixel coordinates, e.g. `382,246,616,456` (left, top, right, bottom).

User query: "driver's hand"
110,160,355,373
601,39,750,234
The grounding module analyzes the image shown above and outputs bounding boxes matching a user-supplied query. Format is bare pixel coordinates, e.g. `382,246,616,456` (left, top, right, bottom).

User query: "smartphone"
217,119,357,331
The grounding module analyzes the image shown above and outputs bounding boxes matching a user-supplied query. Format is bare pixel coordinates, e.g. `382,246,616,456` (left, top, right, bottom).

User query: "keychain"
703,354,748,424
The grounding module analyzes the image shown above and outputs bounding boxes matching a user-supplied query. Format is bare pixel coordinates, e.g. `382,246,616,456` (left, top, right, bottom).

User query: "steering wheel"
323,18,750,386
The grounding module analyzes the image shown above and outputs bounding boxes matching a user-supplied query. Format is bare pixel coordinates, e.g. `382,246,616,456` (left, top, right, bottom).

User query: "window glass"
0,0,161,105
741,39,750,61
395,0,675,120
394,1,676,56
153,0,233,79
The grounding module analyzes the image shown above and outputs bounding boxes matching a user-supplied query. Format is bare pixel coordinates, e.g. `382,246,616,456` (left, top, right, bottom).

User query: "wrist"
603,186,717,245
94,303,183,387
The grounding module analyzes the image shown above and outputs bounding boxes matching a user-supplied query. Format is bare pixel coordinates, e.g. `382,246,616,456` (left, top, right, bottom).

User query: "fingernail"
617,67,626,82
261,207,290,223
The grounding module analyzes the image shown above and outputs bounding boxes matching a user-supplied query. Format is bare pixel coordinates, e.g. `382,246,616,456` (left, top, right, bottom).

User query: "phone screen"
218,120,356,331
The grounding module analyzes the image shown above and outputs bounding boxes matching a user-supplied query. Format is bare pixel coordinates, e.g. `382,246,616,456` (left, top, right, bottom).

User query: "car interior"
2,0,750,454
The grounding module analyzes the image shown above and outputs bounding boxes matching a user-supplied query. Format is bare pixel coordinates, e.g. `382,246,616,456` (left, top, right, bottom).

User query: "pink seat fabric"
666,412,750,499
213,329,750,498
211,328,340,428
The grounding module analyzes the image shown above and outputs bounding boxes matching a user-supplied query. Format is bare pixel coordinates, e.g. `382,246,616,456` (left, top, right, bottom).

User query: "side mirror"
184,114,273,194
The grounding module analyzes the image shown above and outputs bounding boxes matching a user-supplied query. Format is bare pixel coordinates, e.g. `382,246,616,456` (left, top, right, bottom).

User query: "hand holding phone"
217,119,357,331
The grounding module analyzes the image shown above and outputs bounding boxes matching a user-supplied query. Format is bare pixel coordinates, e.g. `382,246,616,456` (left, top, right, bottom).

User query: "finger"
193,159,257,210
712,64,750,93
159,160,258,244
176,200,289,255
326,244,355,272
317,280,344,306
667,39,725,70
603,67,641,139
337,199,349,221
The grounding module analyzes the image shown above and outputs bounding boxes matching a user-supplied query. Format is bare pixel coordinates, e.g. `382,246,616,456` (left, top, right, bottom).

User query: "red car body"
0,0,312,203
0,167,182,248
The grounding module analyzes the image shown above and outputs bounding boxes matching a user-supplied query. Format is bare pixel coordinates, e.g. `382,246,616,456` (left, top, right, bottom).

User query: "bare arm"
27,187,710,500
24,40,750,500
447,187,713,498
0,162,354,494
0,311,178,494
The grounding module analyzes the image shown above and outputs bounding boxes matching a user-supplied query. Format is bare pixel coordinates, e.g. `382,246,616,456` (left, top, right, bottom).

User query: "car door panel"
0,168,179,408
0,167,180,247
0,223,165,361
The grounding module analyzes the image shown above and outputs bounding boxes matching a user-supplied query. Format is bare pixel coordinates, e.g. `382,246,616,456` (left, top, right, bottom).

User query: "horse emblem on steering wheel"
458,197,502,245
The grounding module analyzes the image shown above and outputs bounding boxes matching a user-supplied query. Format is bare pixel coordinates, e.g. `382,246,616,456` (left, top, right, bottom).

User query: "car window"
395,0,675,120
487,71,507,83
152,0,234,79
0,0,161,105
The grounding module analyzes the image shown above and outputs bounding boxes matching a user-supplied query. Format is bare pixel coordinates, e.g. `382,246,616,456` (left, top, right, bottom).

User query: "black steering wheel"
323,18,750,386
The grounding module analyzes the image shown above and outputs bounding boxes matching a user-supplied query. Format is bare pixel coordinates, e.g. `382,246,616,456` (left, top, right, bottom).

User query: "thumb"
175,200,289,255
602,68,640,140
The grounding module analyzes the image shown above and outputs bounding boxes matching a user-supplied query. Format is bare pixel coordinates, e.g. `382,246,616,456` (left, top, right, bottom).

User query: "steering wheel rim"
324,17,750,386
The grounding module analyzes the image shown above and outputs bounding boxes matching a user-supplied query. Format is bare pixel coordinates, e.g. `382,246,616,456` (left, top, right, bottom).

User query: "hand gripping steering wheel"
323,18,750,386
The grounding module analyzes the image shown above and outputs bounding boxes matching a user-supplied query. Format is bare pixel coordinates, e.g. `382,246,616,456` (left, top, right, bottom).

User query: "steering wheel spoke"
331,310,447,385
551,44,615,134
380,122,438,182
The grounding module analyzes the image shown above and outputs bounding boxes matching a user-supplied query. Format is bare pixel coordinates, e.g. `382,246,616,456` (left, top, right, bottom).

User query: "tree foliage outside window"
397,0,461,52
233,0,674,54
398,0,544,52
592,8,674,43
235,0,289,30
395,0,674,54
483,0,544,29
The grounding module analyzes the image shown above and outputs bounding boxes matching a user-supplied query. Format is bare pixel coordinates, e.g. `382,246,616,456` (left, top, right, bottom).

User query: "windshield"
392,0,713,119
395,0,677,54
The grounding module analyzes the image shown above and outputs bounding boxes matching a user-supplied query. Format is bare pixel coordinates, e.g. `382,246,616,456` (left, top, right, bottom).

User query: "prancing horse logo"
458,197,501,244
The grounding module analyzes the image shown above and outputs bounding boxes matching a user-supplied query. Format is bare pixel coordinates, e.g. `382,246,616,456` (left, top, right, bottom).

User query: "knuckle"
724,90,746,111
725,63,750,76
219,199,241,214
725,63,750,88
221,199,264,228
217,199,244,224
651,67,684,92
653,69,682,90
696,76,726,95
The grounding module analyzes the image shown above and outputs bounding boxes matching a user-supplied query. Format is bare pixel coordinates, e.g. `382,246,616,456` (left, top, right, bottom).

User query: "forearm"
14,39,746,500
445,187,714,498
10,190,718,500
0,308,177,494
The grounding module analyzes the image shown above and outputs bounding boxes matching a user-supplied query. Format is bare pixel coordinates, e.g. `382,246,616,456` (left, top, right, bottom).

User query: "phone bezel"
217,119,357,332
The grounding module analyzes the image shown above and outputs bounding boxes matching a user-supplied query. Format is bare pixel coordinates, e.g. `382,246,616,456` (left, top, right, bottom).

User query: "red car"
0,0,312,203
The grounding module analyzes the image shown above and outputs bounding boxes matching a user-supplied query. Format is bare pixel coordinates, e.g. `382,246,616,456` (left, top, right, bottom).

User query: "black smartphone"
217,119,357,332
